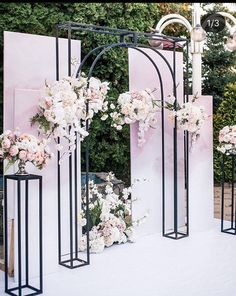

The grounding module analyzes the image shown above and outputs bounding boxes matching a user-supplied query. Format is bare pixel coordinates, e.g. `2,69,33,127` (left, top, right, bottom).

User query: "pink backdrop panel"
4,31,81,278
128,48,185,236
189,95,214,233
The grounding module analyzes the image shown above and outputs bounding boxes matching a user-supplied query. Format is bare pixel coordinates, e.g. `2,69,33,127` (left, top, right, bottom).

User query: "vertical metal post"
17,180,22,296
185,40,189,236
74,135,78,259
56,25,62,266
39,177,43,292
173,41,178,238
231,155,235,230
25,180,29,286
161,69,165,237
221,154,225,232
4,177,8,293
85,97,90,265
67,23,74,269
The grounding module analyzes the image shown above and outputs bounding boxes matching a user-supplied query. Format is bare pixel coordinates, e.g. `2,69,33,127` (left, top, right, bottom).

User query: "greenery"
202,4,236,111
213,83,236,183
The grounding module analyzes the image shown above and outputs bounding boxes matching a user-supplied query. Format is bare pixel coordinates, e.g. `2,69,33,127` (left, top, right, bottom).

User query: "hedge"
213,83,236,183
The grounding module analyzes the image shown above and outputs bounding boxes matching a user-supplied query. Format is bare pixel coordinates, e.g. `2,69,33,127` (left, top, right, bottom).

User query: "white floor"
1,220,236,296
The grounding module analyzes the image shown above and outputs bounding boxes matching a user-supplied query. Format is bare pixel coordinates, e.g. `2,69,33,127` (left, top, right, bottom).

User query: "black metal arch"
78,42,171,239
56,23,190,271
76,43,177,92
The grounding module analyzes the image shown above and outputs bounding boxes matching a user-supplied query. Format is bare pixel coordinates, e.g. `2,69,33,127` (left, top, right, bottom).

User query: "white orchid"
32,75,110,160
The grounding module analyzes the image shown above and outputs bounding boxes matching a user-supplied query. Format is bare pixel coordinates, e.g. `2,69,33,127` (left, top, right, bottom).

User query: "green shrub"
213,83,236,183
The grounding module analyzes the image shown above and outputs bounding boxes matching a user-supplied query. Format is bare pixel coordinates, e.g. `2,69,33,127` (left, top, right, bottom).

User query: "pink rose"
45,98,53,108
2,138,11,149
36,156,44,165
9,145,19,157
27,152,35,161
19,150,27,161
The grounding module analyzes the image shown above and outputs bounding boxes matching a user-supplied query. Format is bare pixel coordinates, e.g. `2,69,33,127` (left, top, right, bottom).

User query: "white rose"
90,237,105,253
89,77,101,90
101,114,108,121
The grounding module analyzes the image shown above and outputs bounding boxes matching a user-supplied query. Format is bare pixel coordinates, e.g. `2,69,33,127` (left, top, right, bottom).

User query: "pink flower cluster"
217,125,236,155
0,129,53,170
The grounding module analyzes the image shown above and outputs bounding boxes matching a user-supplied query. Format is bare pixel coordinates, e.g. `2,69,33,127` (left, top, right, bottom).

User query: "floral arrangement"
31,75,109,159
0,128,53,171
79,172,148,253
217,125,236,155
165,94,207,144
104,89,159,147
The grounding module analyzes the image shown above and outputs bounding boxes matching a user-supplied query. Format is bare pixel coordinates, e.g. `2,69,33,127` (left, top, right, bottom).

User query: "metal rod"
173,41,178,235
186,40,189,236
85,103,90,264
4,177,8,293
221,154,225,232
231,155,235,229
234,155,236,234
25,180,29,286
74,135,78,259
56,25,62,265
68,24,74,268
39,177,43,292
56,21,188,42
17,180,22,296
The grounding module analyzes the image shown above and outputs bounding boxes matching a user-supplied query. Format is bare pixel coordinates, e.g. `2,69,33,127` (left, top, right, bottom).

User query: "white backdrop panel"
4,31,81,278
129,48,185,237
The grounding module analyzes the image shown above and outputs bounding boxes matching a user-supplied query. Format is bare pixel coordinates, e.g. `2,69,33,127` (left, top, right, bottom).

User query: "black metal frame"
4,174,43,296
56,22,190,265
221,154,236,235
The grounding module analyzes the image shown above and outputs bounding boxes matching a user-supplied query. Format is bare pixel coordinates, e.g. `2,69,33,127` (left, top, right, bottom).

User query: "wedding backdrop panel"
188,95,214,233
3,31,81,277
129,44,214,235
129,48,185,237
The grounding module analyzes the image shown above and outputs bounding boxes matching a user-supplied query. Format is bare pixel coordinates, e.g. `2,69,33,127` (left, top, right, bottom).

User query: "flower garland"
104,89,159,147
79,172,148,253
0,128,53,171
31,75,109,159
165,94,207,145
217,125,236,155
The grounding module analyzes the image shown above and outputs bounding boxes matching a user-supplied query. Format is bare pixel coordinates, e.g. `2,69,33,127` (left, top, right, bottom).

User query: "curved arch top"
76,42,178,93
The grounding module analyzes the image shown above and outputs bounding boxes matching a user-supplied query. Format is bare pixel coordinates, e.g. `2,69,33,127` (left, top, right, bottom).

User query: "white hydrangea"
110,89,159,147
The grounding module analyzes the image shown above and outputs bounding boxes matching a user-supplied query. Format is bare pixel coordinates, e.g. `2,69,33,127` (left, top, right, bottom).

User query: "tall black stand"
162,41,189,240
221,154,236,235
56,25,90,269
4,174,43,296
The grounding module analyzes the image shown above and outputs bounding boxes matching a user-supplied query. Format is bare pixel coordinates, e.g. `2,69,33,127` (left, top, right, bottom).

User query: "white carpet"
1,220,236,296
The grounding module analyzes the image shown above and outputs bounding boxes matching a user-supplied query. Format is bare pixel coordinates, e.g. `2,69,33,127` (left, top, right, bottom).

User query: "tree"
202,4,236,111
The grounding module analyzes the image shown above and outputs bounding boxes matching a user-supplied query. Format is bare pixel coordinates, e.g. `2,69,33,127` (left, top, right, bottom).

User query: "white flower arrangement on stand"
165,94,207,145
79,172,148,253
0,128,53,171
217,125,236,155
104,89,159,147
31,74,110,160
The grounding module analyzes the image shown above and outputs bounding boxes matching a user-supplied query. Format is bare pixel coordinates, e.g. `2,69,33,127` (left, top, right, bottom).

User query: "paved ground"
214,183,235,221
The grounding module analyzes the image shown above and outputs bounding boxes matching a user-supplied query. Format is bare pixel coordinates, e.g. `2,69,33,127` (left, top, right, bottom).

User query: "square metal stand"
221,154,236,235
4,174,43,295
